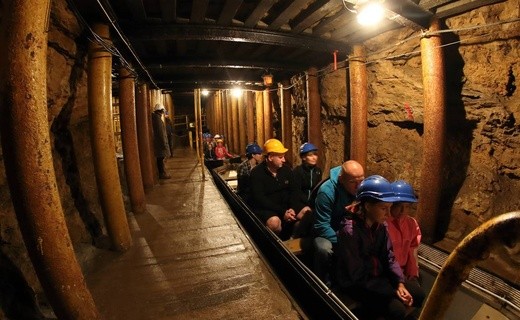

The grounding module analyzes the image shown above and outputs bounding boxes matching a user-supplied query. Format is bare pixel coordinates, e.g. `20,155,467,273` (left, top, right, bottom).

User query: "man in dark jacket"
250,139,294,237
152,103,171,179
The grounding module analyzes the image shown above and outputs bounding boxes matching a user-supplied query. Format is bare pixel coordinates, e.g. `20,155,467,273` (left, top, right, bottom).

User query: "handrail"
419,211,520,320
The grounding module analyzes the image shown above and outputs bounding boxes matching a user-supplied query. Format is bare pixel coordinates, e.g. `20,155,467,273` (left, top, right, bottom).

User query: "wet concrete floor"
85,149,302,319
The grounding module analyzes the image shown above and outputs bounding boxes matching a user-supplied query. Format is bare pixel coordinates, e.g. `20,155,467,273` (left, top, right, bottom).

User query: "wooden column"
147,87,159,184
417,18,446,243
263,89,272,140
246,91,255,143
0,1,100,318
255,91,265,147
231,96,240,154
225,91,233,148
281,81,293,165
216,91,223,135
221,91,227,137
349,45,368,169
194,89,205,177
119,68,146,214
136,83,154,191
88,24,132,251
238,94,247,154
307,67,324,168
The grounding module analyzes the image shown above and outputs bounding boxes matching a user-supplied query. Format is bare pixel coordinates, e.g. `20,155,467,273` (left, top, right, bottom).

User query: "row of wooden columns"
204,89,276,156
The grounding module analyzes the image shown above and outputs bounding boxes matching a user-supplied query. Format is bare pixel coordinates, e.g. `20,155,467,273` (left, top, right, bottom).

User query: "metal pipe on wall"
281,80,293,165
88,23,132,251
119,68,146,214
0,1,100,318
136,83,154,191
263,89,272,141
417,18,446,243
306,67,324,168
349,45,368,169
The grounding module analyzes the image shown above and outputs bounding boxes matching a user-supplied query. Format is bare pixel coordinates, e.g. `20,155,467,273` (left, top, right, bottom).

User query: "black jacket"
250,162,293,214
290,164,322,213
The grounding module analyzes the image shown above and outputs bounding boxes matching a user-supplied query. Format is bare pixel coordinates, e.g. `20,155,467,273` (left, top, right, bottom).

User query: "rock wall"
0,0,105,317
290,0,519,280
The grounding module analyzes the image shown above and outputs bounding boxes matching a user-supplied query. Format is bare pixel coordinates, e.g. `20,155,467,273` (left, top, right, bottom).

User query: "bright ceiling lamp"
201,89,209,96
231,87,243,98
356,2,385,26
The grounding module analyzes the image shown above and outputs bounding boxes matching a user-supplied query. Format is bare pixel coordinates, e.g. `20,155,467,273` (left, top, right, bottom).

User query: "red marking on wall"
404,103,414,121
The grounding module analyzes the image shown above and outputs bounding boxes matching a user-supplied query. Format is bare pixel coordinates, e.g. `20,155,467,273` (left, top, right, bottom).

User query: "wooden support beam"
306,67,324,169
349,45,368,169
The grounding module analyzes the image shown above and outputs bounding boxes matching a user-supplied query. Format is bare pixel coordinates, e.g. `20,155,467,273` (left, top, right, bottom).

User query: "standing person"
250,139,294,237
290,142,322,238
312,160,364,286
237,143,263,203
336,175,414,320
151,103,171,179
388,180,426,311
164,110,174,158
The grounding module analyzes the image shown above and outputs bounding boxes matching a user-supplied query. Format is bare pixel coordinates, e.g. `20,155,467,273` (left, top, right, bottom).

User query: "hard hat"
216,139,223,143
263,139,288,154
356,175,400,202
391,180,418,203
214,134,222,139
246,143,262,155
299,142,318,155
154,103,165,112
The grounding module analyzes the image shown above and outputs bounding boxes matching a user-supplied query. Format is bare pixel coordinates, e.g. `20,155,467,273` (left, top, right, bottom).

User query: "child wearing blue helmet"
336,175,414,320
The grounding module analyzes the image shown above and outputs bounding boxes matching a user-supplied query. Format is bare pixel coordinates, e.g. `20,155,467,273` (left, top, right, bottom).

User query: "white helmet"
154,103,165,112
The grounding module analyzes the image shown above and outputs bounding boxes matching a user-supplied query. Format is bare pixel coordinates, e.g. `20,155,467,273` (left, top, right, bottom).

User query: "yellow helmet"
263,139,288,154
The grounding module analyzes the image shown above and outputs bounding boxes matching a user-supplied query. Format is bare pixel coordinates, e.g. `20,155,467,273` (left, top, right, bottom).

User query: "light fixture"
356,2,385,26
201,89,209,96
262,72,273,87
231,87,243,98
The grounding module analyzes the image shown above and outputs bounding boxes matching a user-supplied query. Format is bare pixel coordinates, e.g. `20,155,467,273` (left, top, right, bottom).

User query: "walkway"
85,149,301,319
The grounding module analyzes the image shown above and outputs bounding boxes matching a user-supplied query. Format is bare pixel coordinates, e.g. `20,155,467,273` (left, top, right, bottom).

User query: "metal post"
417,18,446,243
88,23,132,251
349,45,368,169
119,68,146,214
0,1,100,318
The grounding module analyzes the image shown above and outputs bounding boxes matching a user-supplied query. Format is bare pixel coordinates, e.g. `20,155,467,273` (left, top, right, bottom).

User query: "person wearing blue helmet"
237,142,263,203
336,175,414,320
387,180,426,313
289,142,322,238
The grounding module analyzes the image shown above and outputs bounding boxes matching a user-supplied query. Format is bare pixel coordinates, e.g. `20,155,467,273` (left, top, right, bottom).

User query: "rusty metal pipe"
417,18,446,243
88,23,132,251
349,45,368,169
307,67,324,168
255,91,265,147
282,80,293,165
0,1,100,318
263,89,272,140
119,68,146,214
419,211,520,320
136,83,154,191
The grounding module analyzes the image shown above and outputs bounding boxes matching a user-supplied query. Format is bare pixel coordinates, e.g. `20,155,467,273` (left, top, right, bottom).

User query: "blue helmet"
299,142,318,155
245,143,262,155
391,180,418,203
356,175,400,202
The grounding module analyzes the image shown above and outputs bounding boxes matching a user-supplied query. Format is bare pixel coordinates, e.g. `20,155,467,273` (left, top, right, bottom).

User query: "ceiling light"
201,89,209,96
262,73,273,87
357,2,384,26
231,88,243,98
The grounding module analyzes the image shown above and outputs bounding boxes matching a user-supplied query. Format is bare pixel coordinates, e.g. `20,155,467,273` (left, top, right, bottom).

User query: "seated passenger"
336,175,414,320
237,143,263,203
290,142,322,238
313,160,364,286
250,139,295,237
387,180,426,311
214,139,233,160
202,133,214,159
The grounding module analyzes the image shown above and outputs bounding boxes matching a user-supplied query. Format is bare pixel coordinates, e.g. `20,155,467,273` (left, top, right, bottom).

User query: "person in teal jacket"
312,160,364,286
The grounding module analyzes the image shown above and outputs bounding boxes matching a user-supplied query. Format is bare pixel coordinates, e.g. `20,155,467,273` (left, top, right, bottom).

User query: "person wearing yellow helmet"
250,139,295,237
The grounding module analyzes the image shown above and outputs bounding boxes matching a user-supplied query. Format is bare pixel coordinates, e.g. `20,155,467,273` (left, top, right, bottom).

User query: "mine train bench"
282,237,415,317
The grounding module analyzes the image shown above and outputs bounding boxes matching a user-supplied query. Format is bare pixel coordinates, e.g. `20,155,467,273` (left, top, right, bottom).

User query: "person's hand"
284,209,297,222
296,206,311,220
345,201,360,213
396,283,413,306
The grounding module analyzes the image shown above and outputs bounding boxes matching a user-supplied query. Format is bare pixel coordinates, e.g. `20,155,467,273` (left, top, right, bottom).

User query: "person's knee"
313,237,333,257
266,216,282,234
386,299,407,320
